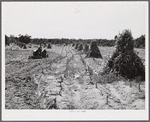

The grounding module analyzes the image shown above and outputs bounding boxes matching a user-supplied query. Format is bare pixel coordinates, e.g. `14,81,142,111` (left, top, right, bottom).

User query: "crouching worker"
41,49,48,58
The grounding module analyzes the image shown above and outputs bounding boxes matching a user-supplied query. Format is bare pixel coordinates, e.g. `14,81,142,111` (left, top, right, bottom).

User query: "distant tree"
134,35,145,48
9,35,16,43
18,34,31,44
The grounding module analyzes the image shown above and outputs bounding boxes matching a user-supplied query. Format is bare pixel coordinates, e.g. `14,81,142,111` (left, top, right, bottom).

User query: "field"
5,45,145,109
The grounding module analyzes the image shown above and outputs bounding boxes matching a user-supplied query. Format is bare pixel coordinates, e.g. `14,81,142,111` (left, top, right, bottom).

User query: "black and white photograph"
2,1,149,121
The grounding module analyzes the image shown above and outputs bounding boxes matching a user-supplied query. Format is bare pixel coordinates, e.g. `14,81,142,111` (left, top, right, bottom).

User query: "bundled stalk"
47,43,52,49
75,43,79,49
72,43,75,47
104,30,145,80
77,43,83,51
86,41,103,58
83,44,89,54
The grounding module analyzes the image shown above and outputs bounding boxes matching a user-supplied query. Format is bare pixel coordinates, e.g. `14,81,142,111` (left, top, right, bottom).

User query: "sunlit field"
5,44,145,110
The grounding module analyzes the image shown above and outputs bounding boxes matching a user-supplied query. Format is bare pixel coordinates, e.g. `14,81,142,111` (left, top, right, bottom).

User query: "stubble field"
5,45,145,109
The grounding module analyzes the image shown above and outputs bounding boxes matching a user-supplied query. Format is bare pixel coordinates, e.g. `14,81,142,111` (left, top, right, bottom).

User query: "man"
37,46,42,56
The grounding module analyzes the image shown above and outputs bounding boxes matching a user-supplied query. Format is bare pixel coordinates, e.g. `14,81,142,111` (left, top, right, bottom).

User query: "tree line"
5,34,145,48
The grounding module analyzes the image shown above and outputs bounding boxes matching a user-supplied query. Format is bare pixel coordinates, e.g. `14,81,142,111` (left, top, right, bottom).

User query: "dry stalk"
129,79,132,88
138,80,142,92
106,95,109,105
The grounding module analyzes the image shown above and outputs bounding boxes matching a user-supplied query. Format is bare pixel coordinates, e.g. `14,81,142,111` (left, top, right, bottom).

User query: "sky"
2,2,148,39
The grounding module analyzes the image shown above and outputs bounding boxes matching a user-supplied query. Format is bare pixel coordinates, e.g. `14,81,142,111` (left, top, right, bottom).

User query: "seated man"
33,47,42,56
41,49,47,58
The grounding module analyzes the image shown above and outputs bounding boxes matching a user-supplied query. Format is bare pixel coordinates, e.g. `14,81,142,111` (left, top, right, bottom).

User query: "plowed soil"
5,45,145,109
